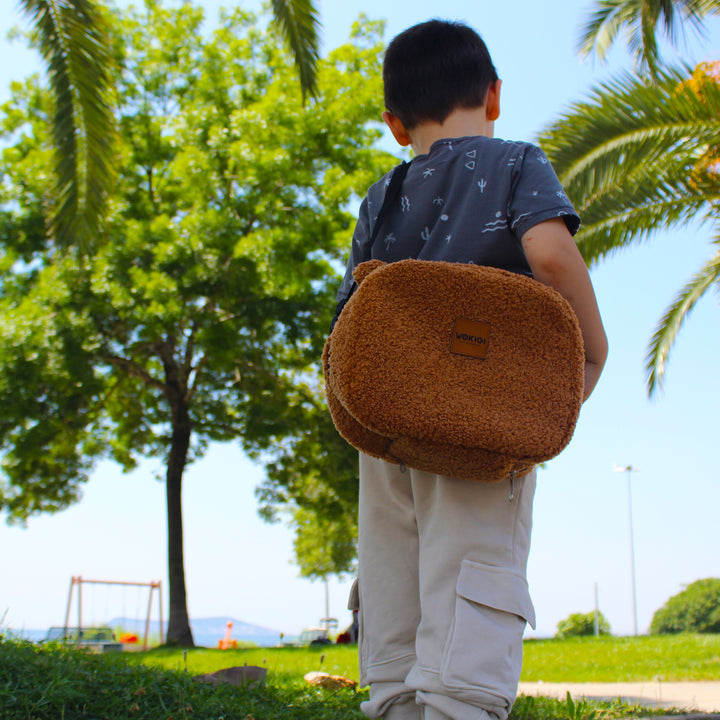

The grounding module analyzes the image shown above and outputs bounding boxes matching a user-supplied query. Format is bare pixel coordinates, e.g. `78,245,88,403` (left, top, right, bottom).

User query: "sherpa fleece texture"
323,259,585,483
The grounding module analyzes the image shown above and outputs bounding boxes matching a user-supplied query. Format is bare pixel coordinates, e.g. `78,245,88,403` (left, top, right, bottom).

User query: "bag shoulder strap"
369,160,409,249
330,161,409,332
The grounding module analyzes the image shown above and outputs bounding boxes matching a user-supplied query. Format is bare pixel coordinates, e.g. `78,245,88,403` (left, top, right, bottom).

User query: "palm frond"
572,118,719,261
577,0,639,62
577,0,720,74
539,65,720,263
645,246,720,395
578,183,719,262
270,0,321,101
541,66,720,196
659,0,720,41
639,0,663,74
19,0,117,253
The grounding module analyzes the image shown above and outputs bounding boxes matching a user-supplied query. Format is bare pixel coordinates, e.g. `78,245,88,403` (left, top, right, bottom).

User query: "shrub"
650,578,720,635
555,611,611,638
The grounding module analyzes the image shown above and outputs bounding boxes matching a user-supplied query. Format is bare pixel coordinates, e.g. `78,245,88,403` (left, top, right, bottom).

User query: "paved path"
518,682,720,713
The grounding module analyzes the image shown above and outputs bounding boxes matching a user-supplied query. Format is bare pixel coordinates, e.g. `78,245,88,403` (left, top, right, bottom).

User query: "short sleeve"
336,196,372,302
508,144,580,238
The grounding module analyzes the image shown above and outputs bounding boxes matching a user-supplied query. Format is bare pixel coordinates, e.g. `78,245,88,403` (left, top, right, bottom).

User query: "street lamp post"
614,464,639,636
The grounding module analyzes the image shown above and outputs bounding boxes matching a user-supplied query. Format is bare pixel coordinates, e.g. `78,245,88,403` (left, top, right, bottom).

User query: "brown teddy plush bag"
323,258,585,482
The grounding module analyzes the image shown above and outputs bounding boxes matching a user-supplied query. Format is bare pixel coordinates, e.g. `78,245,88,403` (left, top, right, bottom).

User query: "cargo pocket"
348,578,368,686
348,577,360,612
440,560,535,702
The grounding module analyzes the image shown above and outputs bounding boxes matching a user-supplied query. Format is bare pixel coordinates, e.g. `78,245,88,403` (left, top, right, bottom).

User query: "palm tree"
577,0,720,76
271,0,321,100
18,0,117,253
542,2,720,396
541,65,719,394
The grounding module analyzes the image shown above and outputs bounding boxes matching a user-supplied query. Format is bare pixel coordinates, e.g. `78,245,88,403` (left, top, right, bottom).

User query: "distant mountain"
108,616,283,647
9,616,284,648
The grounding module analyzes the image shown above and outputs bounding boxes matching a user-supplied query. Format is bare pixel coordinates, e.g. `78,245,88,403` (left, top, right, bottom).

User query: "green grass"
139,634,720,683
136,644,360,682
0,640,366,720
2,634,718,719
521,635,720,682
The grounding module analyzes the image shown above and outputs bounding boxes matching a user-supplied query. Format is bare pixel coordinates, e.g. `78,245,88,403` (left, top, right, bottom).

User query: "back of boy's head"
383,19,498,131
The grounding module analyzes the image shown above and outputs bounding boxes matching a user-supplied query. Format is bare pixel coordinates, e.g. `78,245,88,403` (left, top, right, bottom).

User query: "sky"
1,0,719,643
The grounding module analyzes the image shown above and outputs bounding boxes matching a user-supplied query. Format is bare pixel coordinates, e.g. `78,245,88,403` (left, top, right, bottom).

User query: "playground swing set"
48,575,164,652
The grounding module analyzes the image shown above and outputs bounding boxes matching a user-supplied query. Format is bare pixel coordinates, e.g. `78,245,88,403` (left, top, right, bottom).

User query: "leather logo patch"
450,318,490,359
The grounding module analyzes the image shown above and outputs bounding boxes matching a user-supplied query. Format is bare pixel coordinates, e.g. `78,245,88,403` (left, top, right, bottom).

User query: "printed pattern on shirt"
338,135,579,302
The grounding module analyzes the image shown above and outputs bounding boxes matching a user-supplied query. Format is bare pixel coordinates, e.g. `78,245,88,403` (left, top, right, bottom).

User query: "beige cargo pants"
354,453,536,720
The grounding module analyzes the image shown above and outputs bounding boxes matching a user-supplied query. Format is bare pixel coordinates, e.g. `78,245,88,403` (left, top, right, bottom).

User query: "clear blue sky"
1,0,719,641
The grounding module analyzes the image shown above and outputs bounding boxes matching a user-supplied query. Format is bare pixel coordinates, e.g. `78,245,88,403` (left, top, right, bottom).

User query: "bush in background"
650,578,720,635
556,611,611,638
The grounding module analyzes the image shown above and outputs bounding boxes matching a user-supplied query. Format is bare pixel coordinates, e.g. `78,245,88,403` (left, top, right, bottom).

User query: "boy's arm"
521,218,608,401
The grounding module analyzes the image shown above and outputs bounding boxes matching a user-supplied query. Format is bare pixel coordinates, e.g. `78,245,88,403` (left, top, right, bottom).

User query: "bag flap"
328,259,584,462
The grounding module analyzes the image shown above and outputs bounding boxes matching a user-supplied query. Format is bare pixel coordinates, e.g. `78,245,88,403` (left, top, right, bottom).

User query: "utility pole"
594,582,600,636
614,464,639,636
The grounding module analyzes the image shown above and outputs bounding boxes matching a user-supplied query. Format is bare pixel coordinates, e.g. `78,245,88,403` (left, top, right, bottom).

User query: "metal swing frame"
62,575,164,650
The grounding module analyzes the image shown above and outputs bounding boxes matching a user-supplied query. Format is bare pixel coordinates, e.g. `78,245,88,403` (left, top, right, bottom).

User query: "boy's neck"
409,107,495,156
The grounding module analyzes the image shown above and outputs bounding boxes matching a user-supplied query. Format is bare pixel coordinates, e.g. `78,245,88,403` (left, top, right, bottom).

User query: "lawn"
2,634,718,719
138,634,720,683
521,634,720,682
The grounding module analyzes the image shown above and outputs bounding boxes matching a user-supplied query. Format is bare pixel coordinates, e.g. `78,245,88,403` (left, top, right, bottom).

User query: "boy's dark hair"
383,19,498,131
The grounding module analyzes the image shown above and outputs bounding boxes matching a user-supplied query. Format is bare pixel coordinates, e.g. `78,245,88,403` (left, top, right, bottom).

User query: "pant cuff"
416,690,503,720
361,681,420,719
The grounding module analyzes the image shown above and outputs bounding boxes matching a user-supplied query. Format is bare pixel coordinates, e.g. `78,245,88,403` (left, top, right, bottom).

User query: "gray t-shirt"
337,135,580,302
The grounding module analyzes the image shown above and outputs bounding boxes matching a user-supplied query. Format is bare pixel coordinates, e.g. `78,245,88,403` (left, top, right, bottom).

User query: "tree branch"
103,353,165,390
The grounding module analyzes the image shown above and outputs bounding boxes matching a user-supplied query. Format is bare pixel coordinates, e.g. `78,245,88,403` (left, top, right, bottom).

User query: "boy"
336,20,608,720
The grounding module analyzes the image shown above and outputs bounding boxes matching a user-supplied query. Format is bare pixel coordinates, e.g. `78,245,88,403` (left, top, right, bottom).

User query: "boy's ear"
485,79,501,122
382,111,412,147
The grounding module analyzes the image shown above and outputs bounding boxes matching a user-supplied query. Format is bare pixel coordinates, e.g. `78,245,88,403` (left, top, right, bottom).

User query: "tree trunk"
164,394,194,647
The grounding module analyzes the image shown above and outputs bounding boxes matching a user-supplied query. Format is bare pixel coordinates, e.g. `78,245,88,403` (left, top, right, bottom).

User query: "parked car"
298,627,332,646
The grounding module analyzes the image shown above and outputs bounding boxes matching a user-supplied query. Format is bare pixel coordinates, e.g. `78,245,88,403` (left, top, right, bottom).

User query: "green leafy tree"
291,506,357,581
0,3,391,646
556,611,611,638
255,401,360,581
541,2,720,395
650,578,720,634
14,0,320,254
